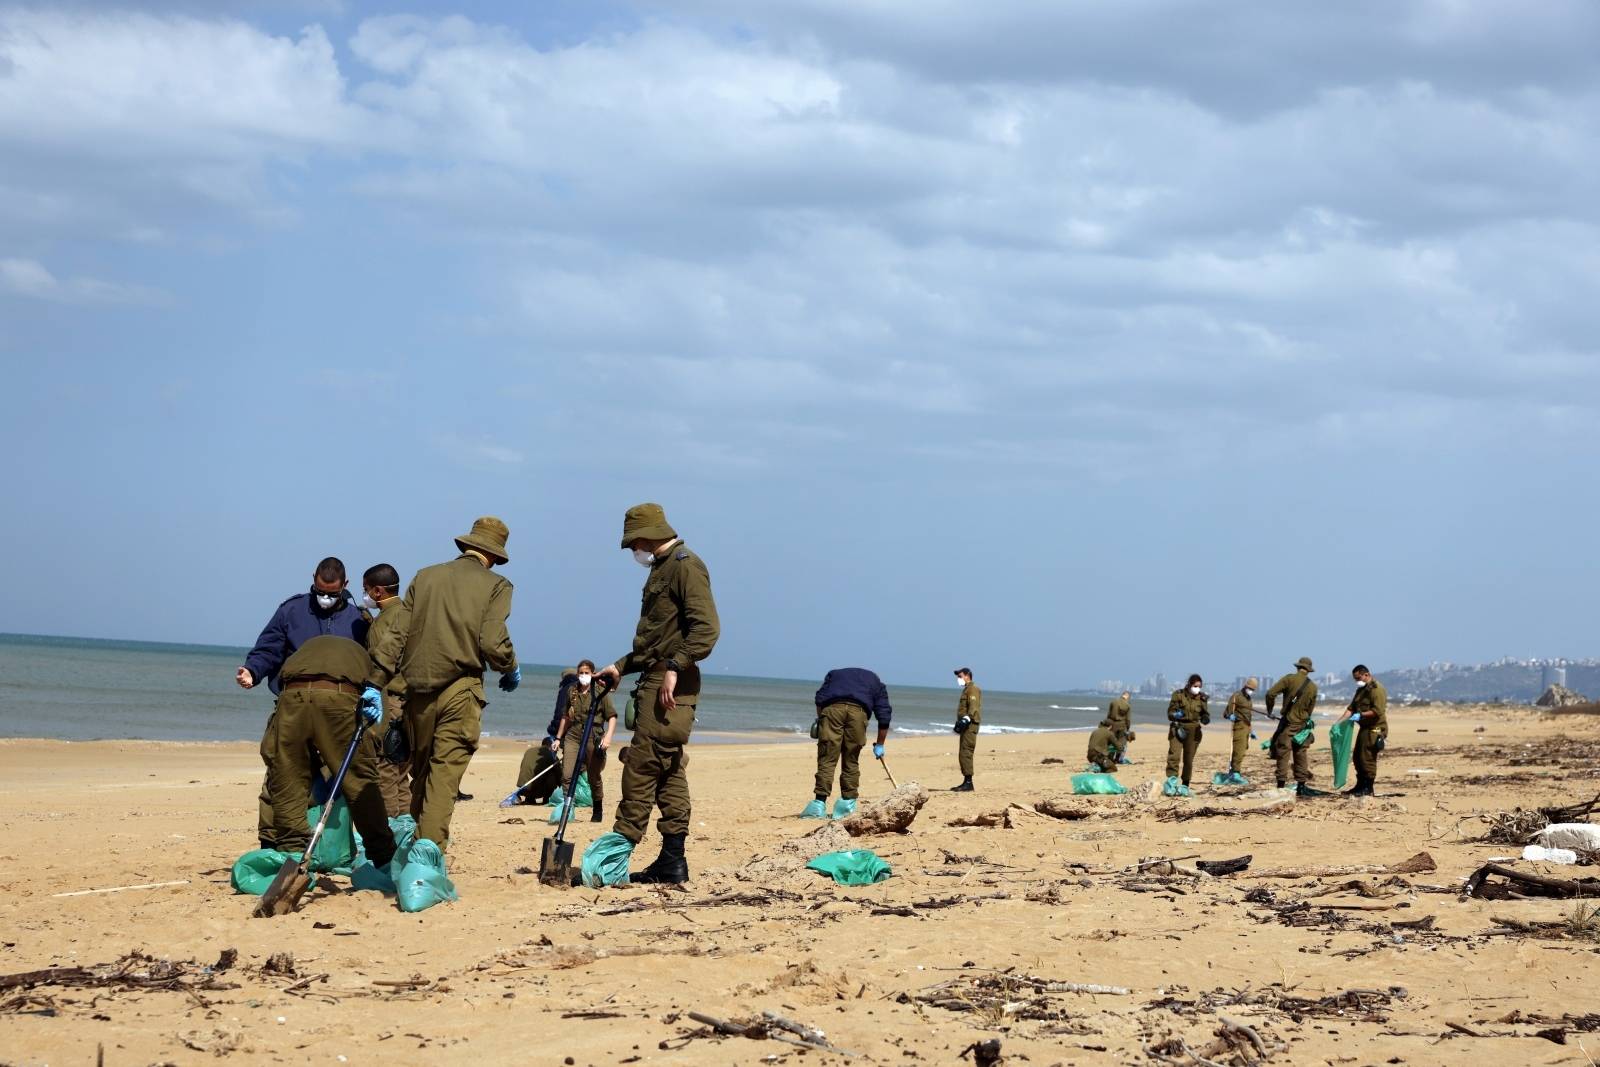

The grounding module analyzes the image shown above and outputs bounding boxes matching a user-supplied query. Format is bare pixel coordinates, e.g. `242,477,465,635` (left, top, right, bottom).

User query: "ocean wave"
892,722,1083,736
1047,704,1101,712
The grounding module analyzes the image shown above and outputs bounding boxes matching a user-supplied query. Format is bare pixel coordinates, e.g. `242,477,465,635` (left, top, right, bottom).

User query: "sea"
0,633,1172,744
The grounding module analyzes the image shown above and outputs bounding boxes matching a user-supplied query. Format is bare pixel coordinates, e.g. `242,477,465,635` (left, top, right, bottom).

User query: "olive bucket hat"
619,503,677,548
1295,656,1314,672
456,516,510,564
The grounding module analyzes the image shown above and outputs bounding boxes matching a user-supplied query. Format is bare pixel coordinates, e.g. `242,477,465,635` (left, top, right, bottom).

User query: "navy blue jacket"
815,667,893,728
243,592,370,694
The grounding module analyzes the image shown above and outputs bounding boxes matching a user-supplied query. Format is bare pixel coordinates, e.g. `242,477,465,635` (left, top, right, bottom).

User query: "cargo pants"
561,732,609,810
267,687,396,867
258,701,328,849
1354,726,1382,786
1165,723,1201,784
1230,721,1250,773
613,671,695,843
813,702,869,800
958,722,980,777
404,678,483,847
1270,723,1314,785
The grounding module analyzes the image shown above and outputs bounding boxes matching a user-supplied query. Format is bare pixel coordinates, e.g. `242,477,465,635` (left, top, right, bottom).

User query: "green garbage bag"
1071,773,1127,795
351,815,417,894
304,797,356,873
806,850,891,886
580,832,635,888
230,849,312,896
547,774,593,810
396,839,458,913
1293,726,1314,746
1329,718,1355,789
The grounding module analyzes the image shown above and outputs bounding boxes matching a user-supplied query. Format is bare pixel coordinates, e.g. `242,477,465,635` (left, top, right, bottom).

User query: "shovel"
539,677,612,887
878,755,898,789
499,760,558,808
253,717,368,918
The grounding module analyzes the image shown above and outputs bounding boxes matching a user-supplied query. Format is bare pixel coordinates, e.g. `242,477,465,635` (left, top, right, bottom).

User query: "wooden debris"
906,971,1130,1022
870,892,1009,916
840,783,929,836
683,1009,856,1056
1033,797,1099,820
480,940,721,972
1466,863,1600,900
948,804,1046,829
597,888,802,915
1157,789,1297,823
0,950,239,1005
1195,856,1253,876
1250,851,1435,880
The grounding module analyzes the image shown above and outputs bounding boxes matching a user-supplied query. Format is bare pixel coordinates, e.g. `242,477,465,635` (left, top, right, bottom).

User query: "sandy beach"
3,707,1598,1065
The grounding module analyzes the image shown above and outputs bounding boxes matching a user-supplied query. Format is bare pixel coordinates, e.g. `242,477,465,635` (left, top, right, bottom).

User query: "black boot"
590,803,604,823
951,776,974,792
1296,782,1329,798
631,832,688,884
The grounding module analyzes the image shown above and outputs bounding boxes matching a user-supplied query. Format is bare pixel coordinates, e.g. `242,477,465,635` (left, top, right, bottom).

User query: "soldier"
361,563,411,818
596,503,721,885
802,667,893,819
950,667,982,792
1086,720,1120,773
1164,674,1207,790
368,517,520,859
552,660,618,822
1344,665,1388,796
1219,677,1258,785
1106,689,1135,762
266,635,396,872
1265,656,1322,796
237,557,370,849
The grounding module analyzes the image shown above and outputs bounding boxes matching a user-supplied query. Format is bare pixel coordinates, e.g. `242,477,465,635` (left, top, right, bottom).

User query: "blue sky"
2,1,1597,690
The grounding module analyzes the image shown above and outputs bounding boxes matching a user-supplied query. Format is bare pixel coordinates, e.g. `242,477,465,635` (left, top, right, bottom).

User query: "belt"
282,678,360,694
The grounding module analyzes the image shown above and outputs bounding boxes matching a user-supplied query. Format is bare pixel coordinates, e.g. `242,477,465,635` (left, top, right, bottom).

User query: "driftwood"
870,892,1009,916
1033,797,1099,820
840,783,929,836
1465,863,1600,900
596,888,802,915
1251,851,1435,880
685,1010,855,1056
1195,856,1253,877
948,804,1048,829
0,950,238,1003
479,940,721,972
908,972,1131,1021
1157,788,1297,822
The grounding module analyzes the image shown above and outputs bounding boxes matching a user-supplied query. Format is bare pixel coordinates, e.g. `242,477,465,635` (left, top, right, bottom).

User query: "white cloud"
0,256,166,305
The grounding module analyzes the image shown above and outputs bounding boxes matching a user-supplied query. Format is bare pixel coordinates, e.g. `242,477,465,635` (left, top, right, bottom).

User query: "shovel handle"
550,677,614,846
302,717,369,865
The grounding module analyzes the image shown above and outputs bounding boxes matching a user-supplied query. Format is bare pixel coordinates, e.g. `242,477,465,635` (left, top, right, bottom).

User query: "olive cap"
620,502,677,549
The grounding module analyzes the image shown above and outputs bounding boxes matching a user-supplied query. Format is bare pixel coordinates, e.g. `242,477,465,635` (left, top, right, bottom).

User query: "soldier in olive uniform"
1164,674,1207,788
950,667,982,791
1345,665,1388,796
553,660,617,822
368,517,520,852
1106,690,1134,761
1265,656,1321,796
1220,677,1258,784
597,503,721,885
362,564,411,818
267,635,396,868
1086,720,1119,773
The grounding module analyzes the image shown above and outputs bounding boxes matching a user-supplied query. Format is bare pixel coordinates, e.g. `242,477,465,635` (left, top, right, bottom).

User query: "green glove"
1292,726,1314,745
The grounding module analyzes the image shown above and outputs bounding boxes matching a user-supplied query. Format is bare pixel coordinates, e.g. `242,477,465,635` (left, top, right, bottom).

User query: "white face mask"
955,677,967,688
632,548,654,567
1355,680,1367,688
1243,687,1254,697
577,673,593,687
361,594,379,612
1189,685,1202,695
315,593,340,611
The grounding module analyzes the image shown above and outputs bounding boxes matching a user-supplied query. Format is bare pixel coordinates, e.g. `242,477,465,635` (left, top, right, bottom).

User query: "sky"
2,1,1598,691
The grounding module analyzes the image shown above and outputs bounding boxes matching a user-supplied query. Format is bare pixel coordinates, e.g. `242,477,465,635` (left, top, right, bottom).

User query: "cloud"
0,256,167,305
433,431,525,469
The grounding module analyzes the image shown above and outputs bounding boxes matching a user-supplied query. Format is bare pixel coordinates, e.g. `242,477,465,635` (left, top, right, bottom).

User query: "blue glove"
1250,732,1258,740
1224,713,1235,722
872,743,885,759
1349,711,1361,721
358,686,383,725
544,733,558,750
499,666,521,692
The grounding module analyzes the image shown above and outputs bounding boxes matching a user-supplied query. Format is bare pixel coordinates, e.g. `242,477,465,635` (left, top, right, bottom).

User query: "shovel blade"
538,837,575,887
252,858,312,918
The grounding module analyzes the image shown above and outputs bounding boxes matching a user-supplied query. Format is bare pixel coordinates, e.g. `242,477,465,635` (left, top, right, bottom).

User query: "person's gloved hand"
499,666,521,692
872,743,885,759
1224,712,1235,721
1348,711,1361,721
358,686,383,725
1168,709,1183,722
1250,732,1258,740
544,733,558,750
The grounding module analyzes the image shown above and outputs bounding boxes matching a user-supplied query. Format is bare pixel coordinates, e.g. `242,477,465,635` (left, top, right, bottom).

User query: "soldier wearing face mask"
360,563,410,818
1219,677,1258,785
236,557,371,850
1344,665,1388,797
552,660,618,822
1165,674,1208,789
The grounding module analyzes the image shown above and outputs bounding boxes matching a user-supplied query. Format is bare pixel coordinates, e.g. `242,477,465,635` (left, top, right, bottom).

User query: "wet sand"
2,706,1598,1065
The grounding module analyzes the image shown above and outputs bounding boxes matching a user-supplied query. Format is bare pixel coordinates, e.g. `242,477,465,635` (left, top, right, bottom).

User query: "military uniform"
954,680,983,779
370,521,518,849
1164,688,1206,785
1225,688,1254,773
1347,678,1389,793
1265,666,1320,787
610,516,720,855
365,598,412,818
1086,722,1118,773
1106,694,1133,751
811,668,893,803
558,684,617,812
267,636,396,867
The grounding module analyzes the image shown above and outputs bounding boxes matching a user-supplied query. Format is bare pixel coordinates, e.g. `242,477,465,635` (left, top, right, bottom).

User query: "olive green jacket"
1106,695,1131,736
1348,679,1389,738
559,685,618,739
369,554,516,693
1265,671,1319,731
367,599,410,699
956,682,982,725
281,635,372,688
1167,688,1206,727
1226,689,1253,730
612,544,720,693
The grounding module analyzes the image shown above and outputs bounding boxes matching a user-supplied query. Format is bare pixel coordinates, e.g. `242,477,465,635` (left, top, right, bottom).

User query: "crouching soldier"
267,635,396,871
1086,720,1120,773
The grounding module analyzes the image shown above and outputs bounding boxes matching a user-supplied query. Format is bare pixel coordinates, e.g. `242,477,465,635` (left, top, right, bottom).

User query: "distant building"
1542,665,1568,690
